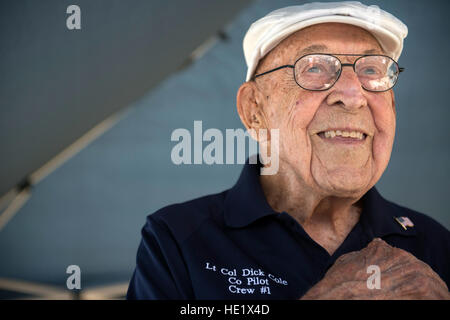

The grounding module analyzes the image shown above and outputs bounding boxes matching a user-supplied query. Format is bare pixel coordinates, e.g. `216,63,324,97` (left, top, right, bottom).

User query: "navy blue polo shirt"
127,161,450,299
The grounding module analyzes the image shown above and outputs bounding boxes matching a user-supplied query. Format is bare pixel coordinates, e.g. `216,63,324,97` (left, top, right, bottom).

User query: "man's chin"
314,171,372,198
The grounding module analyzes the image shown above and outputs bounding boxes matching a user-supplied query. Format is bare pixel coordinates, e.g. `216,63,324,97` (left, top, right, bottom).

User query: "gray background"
0,0,448,297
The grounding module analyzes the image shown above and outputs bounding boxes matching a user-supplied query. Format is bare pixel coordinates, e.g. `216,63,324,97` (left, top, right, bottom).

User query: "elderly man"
127,2,450,300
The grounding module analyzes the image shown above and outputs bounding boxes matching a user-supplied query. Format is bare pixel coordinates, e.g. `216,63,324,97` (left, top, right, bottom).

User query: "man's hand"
300,238,450,300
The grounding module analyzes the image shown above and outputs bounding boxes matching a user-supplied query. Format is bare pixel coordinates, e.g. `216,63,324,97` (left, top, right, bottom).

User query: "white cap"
243,1,408,81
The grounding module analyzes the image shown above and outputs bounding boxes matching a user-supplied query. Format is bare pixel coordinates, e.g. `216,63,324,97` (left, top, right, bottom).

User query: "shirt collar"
224,157,277,228
359,187,417,238
224,157,416,237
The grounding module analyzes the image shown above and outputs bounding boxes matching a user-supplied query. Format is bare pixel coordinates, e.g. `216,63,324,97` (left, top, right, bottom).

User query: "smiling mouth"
317,129,367,142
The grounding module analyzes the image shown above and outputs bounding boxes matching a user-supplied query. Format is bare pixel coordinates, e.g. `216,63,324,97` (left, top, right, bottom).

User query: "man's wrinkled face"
254,23,396,197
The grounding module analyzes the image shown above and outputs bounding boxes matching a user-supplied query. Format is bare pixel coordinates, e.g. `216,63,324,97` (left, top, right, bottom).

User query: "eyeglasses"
253,54,404,92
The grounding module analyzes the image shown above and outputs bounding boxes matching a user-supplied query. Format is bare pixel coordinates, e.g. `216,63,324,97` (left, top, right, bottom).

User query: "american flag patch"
394,216,414,230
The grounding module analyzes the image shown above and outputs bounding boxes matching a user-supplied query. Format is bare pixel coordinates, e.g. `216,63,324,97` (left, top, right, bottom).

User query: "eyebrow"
299,44,328,55
298,44,383,56
362,48,382,54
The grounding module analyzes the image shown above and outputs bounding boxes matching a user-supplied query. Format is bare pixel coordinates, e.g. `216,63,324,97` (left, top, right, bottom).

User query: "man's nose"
326,67,368,110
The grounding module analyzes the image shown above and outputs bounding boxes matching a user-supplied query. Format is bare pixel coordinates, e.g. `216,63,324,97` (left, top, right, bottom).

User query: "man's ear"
236,81,268,140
